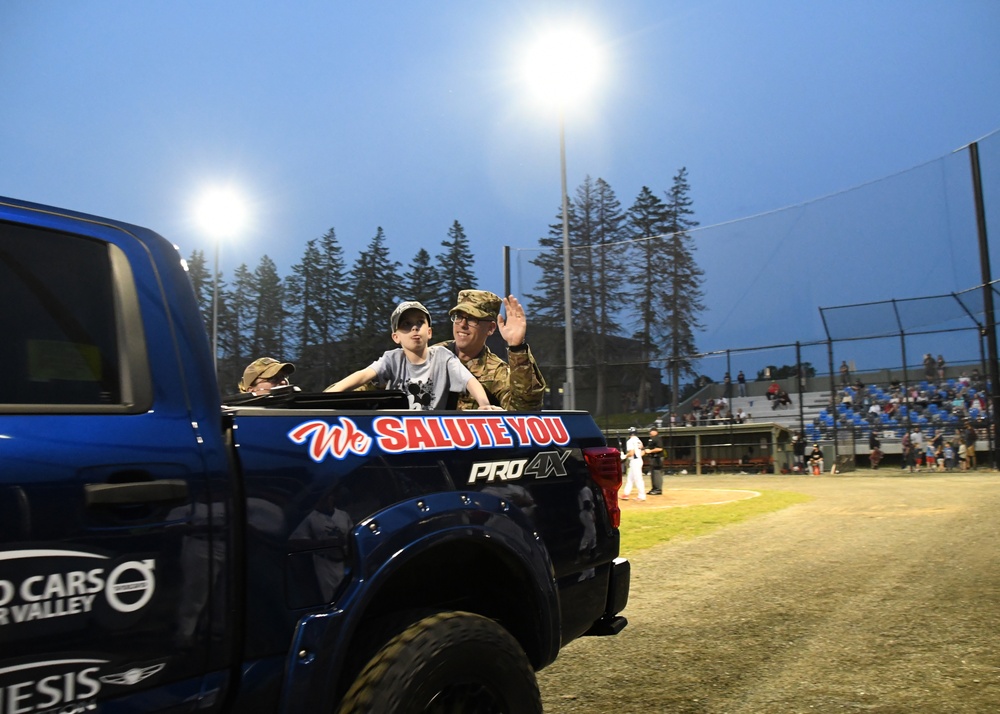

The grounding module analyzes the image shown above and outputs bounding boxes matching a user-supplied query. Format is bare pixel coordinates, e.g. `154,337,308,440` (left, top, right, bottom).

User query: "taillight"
583,446,622,529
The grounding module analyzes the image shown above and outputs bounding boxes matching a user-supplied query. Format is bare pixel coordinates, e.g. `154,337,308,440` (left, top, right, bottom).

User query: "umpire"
646,427,665,495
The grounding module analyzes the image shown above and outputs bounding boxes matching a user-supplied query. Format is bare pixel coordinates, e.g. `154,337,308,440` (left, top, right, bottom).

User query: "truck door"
0,206,229,712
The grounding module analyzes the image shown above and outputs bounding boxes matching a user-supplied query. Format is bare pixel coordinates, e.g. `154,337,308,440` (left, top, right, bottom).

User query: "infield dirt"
538,471,1000,713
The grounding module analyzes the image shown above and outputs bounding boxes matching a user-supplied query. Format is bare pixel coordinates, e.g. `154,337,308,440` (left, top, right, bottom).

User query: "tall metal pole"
725,350,734,466
796,341,805,437
212,241,219,373
969,141,999,469
560,110,576,410
503,245,511,300
827,337,837,466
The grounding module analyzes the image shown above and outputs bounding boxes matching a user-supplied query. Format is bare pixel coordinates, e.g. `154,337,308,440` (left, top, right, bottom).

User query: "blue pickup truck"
0,196,629,713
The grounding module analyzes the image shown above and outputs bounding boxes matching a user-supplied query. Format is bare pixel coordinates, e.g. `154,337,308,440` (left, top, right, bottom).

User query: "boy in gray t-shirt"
327,301,496,410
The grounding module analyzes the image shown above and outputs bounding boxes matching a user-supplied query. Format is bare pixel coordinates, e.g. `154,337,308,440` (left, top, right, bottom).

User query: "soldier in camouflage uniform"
437,290,546,411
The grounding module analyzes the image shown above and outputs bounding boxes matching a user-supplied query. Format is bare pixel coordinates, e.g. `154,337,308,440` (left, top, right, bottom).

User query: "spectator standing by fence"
964,422,977,470
737,370,747,397
793,433,806,473
901,430,915,473
925,443,938,471
869,432,882,469
923,353,936,380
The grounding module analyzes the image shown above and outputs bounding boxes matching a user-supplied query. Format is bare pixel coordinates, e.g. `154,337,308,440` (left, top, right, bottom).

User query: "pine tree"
431,220,477,317
572,176,627,415
524,207,574,329
186,249,213,336
218,263,254,390
287,229,348,388
316,228,348,385
402,248,444,310
213,287,241,393
526,176,631,411
524,198,579,408
659,167,704,409
286,239,321,360
249,255,286,358
627,186,671,410
345,227,401,371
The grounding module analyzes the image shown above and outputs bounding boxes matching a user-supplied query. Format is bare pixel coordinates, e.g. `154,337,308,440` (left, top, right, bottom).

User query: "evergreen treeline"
526,168,703,412
189,169,704,412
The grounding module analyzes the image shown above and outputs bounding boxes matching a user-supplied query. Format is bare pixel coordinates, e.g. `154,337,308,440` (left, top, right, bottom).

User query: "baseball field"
538,470,1000,713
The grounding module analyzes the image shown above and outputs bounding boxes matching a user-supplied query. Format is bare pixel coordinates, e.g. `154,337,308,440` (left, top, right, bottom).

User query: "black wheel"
335,610,542,714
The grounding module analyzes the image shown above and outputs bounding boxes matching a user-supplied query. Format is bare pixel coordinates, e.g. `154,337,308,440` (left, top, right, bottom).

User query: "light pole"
523,26,603,411
212,241,220,372
195,186,248,372
558,110,575,410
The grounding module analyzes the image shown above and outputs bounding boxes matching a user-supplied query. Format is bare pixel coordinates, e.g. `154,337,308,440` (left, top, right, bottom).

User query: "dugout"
608,421,796,475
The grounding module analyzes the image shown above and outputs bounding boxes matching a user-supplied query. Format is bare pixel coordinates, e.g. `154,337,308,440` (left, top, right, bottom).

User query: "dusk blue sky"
4,1,1000,375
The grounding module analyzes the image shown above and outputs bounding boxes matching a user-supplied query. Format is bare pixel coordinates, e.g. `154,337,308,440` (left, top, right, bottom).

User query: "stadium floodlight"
521,26,605,112
521,25,605,410
194,186,249,372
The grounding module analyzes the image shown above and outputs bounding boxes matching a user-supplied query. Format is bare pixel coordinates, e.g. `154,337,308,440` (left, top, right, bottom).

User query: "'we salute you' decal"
289,415,570,463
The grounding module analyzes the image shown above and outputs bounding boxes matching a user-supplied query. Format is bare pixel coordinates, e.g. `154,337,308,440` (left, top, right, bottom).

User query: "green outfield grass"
617,490,814,556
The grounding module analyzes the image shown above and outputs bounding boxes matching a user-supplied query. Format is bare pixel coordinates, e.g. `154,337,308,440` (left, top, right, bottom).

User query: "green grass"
618,490,813,556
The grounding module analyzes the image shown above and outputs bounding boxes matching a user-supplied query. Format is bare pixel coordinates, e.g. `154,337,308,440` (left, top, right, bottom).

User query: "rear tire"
335,610,542,714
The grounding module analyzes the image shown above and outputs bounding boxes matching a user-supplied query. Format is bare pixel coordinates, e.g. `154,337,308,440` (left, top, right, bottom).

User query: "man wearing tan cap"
437,290,546,410
238,357,295,395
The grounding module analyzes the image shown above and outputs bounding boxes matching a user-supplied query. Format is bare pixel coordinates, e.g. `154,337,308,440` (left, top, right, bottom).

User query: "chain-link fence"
506,133,1000,468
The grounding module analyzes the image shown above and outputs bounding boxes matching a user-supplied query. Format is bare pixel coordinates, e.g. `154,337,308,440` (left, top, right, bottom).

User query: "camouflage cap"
449,290,501,321
390,300,432,332
239,357,295,392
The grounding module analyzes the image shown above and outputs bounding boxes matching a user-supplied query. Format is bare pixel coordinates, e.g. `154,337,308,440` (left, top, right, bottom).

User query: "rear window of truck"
1,221,123,407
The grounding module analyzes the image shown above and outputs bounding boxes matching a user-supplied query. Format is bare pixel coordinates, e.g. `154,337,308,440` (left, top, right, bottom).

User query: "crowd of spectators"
672,395,753,426
663,361,991,460
811,366,991,448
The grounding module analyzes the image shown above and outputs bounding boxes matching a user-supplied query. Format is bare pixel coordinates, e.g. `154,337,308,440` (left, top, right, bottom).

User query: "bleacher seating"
666,369,990,462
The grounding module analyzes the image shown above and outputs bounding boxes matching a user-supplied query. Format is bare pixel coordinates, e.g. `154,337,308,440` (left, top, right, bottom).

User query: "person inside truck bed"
326,300,498,410
437,290,546,410
238,357,296,395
